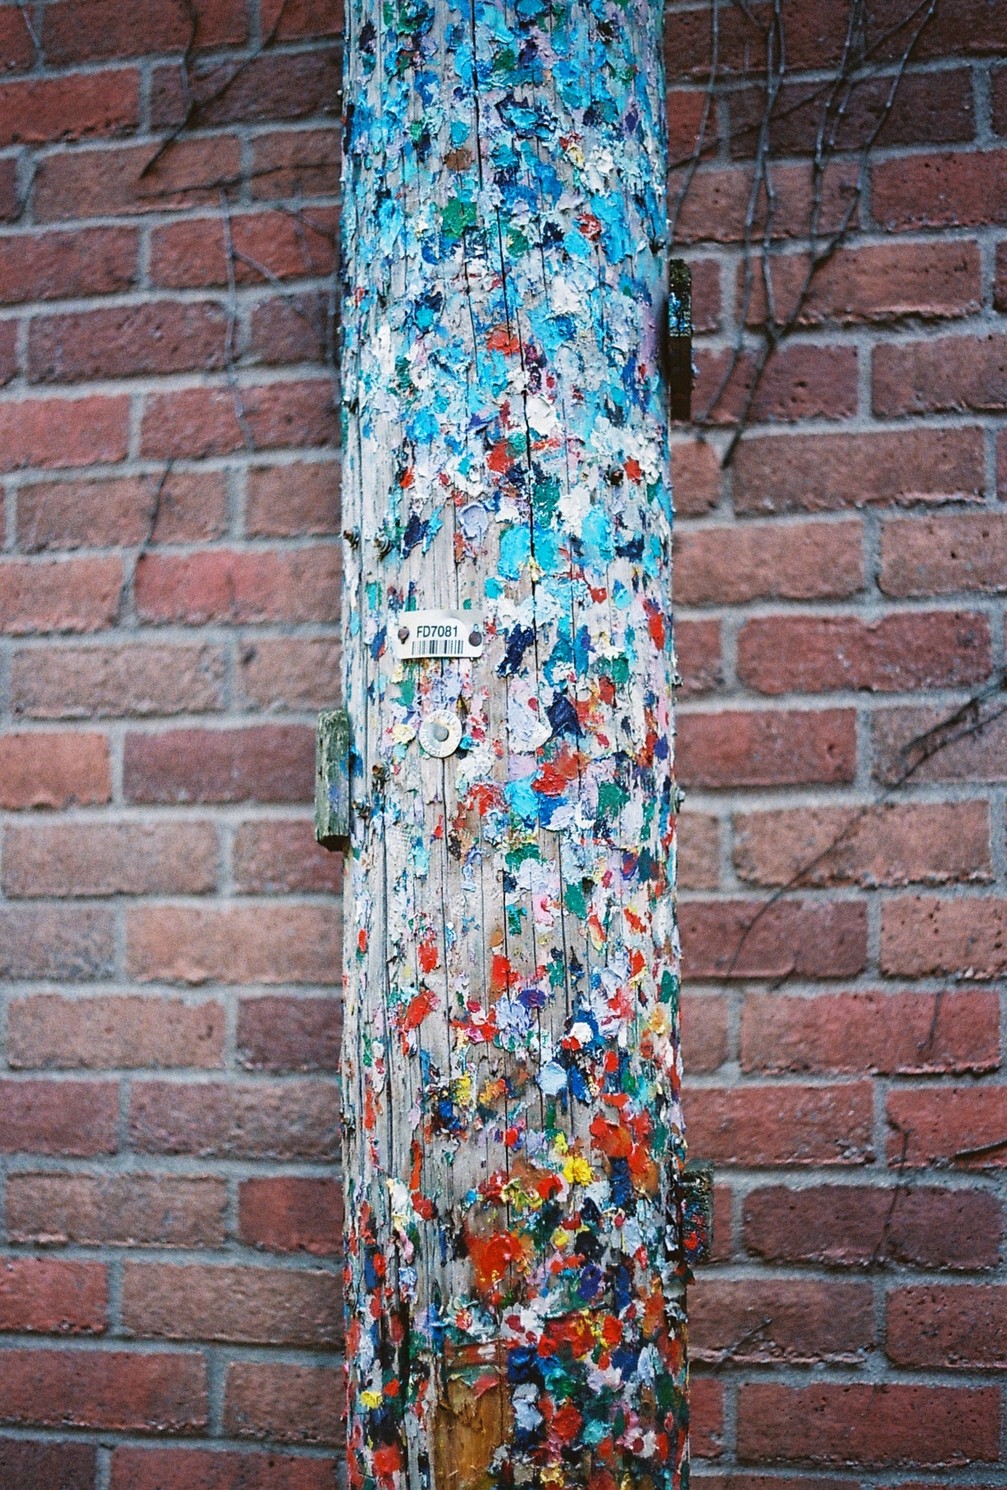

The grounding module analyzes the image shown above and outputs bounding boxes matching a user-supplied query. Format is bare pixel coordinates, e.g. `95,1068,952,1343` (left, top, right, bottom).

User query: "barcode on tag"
414,637,465,657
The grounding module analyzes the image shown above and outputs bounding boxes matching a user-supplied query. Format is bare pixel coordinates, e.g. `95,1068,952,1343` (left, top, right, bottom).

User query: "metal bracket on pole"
315,706,351,852
668,258,693,422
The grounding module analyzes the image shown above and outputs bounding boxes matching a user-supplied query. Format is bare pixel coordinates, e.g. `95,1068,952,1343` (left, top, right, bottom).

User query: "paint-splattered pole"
332,2,690,1487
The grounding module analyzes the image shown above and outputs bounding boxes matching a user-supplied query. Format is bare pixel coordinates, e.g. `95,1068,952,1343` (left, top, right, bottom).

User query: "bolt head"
398,626,410,642
468,629,482,647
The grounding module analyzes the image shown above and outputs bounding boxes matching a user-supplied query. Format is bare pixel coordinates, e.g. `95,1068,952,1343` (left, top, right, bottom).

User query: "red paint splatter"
403,987,437,1029
466,1229,523,1294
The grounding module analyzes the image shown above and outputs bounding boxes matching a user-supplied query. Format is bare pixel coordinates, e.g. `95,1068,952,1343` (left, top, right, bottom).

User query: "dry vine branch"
673,0,941,460
141,0,295,177
722,670,1007,979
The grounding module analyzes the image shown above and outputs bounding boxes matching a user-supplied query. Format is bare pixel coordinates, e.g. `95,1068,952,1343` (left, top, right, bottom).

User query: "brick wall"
0,1,344,1485
668,0,1007,1477
0,0,1002,1486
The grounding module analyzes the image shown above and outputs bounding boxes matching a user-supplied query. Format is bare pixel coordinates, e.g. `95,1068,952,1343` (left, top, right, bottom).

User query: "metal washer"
418,710,463,759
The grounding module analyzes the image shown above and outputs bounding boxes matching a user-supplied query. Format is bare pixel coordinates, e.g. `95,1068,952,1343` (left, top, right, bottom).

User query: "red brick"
40,0,247,62
239,637,342,711
129,1080,339,1160
0,1257,106,1334
710,1186,733,1263
737,611,991,694
0,557,122,634
995,62,1007,135
671,439,721,516
0,162,19,225
914,0,1007,58
0,227,137,306
263,0,342,40
128,905,339,985
684,1082,874,1167
0,70,138,147
675,619,721,696
882,895,1007,978
743,1183,1003,1270
0,1079,118,1155
0,732,108,808
139,383,336,460
237,996,340,1072
122,1263,340,1346
672,160,859,244
3,821,218,897
881,511,1007,597
232,820,342,895
744,242,982,325
8,1174,227,1249
675,518,863,605
690,1279,873,1364
0,323,19,387
666,1,1007,76
888,1086,1007,1167
694,344,858,426
872,703,1007,785
239,1178,343,1256
667,89,711,165
149,210,336,290
665,1,850,79
996,241,1007,311
8,995,225,1071
734,802,992,889
688,1377,723,1460
873,149,1007,230
677,708,856,787
888,1285,1007,1367
676,812,720,891
248,290,330,367
875,333,1007,416
11,643,227,719
224,1362,343,1446
111,1447,337,1490
0,397,128,472
246,461,339,537
680,992,728,1074
251,130,340,199
151,50,340,128
124,726,314,805
737,1383,1001,1466
34,138,242,222
0,7,39,71
0,1441,95,1489
734,427,986,513
681,898,867,981
691,1480,852,1490
0,1347,206,1432
136,549,338,625
730,72,975,159
0,908,114,981
741,990,999,1076
29,302,228,384
19,471,228,551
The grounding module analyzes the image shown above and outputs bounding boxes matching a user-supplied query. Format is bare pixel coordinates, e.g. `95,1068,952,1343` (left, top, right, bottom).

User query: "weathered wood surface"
340,2,686,1486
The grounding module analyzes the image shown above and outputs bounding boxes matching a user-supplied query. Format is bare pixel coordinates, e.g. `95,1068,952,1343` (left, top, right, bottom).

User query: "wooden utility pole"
329,3,692,1486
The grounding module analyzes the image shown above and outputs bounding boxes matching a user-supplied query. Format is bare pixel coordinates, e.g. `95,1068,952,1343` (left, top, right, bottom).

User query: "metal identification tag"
393,610,484,661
